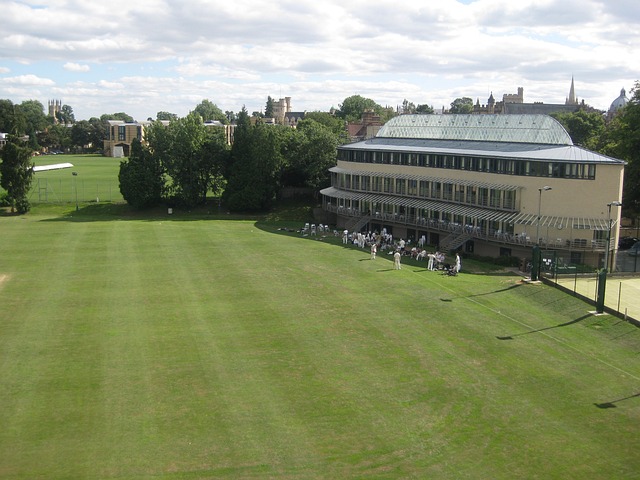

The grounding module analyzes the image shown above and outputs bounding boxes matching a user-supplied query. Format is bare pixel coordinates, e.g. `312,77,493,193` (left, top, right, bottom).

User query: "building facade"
103,120,236,157
321,114,626,268
103,120,147,157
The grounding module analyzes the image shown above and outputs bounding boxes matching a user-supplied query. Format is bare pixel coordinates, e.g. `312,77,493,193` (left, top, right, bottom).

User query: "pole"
72,171,78,211
596,201,622,313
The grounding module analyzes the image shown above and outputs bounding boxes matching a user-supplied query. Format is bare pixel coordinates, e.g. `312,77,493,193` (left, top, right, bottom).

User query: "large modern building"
321,114,626,267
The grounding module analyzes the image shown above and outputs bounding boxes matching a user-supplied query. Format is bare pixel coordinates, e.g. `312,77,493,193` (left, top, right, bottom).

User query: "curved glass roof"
376,114,573,146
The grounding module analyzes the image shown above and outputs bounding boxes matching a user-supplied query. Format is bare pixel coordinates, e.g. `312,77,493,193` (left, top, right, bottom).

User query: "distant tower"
48,99,62,123
607,87,629,119
487,92,495,114
566,77,578,105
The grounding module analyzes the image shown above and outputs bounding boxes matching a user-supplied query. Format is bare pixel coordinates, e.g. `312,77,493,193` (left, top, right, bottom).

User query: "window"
118,126,126,141
419,180,429,197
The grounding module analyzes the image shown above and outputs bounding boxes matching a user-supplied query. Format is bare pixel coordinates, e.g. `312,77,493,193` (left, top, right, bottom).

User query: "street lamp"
596,200,622,313
536,186,552,245
531,186,552,282
72,171,78,211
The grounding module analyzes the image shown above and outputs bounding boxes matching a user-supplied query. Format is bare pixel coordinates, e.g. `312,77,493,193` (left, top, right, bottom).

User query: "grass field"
1,203,639,479
27,154,124,204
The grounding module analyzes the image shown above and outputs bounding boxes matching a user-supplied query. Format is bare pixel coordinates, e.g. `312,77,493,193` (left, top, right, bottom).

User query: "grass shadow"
594,392,640,409
496,313,592,340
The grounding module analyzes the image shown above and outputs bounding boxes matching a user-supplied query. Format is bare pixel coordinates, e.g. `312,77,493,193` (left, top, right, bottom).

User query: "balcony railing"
327,204,605,251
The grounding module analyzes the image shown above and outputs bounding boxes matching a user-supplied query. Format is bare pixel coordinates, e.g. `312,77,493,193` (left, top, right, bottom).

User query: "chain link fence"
28,177,123,204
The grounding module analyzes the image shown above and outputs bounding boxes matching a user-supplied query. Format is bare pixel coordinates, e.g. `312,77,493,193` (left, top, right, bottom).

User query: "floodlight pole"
532,186,552,281
536,186,552,244
596,201,622,313
72,171,78,211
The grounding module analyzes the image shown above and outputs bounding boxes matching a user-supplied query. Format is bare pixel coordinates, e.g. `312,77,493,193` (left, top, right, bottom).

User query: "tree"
416,104,435,114
71,119,106,152
100,112,134,123
17,100,48,149
550,110,605,150
0,134,34,213
144,114,229,207
303,111,350,144
602,81,640,213
0,99,16,133
38,123,71,152
56,104,75,124
225,110,236,123
282,119,338,190
337,95,380,123
223,115,287,211
156,111,178,121
118,138,165,208
193,100,227,123
265,96,275,118
401,99,416,114
449,97,474,114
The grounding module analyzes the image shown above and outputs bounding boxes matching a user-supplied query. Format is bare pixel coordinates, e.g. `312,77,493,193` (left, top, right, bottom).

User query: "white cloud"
0,0,637,120
0,74,55,86
63,62,90,72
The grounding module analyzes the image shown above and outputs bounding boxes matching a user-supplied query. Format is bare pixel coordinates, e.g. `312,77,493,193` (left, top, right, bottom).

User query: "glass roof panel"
376,114,573,146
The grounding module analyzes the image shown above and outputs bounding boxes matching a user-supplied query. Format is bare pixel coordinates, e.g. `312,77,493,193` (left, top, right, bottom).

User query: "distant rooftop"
376,114,573,146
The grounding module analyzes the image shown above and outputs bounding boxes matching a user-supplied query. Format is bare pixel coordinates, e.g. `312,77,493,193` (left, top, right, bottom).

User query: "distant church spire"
566,76,577,105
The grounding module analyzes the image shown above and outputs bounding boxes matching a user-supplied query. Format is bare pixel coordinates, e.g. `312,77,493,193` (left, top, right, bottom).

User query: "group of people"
338,227,461,274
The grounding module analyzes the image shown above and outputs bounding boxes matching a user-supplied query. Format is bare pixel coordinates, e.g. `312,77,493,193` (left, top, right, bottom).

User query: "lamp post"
596,200,622,313
531,186,552,281
536,186,552,245
72,171,78,211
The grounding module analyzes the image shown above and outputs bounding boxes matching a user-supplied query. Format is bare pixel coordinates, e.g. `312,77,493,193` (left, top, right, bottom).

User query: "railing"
326,203,605,252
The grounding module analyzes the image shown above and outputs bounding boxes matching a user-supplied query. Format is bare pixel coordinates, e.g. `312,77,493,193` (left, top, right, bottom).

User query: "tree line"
119,108,340,211
3,86,640,214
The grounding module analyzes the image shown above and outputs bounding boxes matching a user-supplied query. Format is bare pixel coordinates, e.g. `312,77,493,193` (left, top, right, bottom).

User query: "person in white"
370,243,377,260
427,253,436,271
393,251,402,270
342,230,349,244
455,253,462,273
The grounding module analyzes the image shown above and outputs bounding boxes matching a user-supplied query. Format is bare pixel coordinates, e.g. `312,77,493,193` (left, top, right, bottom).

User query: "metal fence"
28,177,123,204
548,272,640,323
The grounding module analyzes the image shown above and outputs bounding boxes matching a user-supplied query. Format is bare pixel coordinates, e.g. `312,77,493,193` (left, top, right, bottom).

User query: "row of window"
110,126,143,142
333,173,517,210
337,148,596,180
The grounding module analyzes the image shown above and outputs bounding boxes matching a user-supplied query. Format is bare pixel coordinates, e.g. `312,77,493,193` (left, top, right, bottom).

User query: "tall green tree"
100,112,134,123
193,100,227,123
282,119,338,190
337,95,390,123
0,134,34,213
603,81,640,212
551,110,605,150
0,99,16,133
223,118,287,211
416,104,435,114
56,104,75,124
303,111,350,144
265,96,275,118
156,111,178,122
118,138,165,208
449,97,474,114
145,114,229,207
17,100,48,149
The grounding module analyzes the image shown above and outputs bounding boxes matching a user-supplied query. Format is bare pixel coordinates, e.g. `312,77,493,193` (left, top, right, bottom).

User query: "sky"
0,0,639,122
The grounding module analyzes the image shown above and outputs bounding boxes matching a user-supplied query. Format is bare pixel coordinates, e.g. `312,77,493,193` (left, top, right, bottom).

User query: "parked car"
627,241,640,256
619,236,639,250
